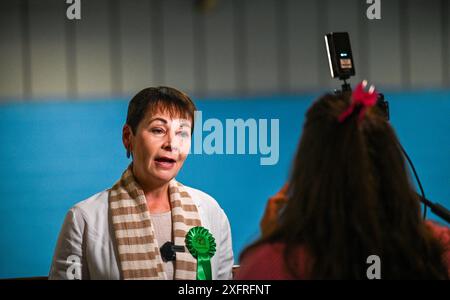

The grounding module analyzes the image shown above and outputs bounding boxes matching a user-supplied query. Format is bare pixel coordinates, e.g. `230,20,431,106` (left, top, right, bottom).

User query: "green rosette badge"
185,226,216,280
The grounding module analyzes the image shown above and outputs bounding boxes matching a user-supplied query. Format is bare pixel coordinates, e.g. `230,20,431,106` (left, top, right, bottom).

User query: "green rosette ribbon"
185,226,216,280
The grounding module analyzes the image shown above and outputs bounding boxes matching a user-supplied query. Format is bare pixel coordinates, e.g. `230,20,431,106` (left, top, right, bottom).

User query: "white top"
48,185,234,280
150,211,174,280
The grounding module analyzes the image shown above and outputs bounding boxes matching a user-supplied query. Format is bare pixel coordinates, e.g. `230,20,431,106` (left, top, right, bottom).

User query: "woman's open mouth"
154,156,177,169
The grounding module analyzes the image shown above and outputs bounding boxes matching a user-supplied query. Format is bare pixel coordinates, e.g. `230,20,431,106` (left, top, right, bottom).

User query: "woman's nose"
162,131,176,151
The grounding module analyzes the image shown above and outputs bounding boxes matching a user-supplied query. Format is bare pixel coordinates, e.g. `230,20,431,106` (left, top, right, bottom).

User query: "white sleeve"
216,209,234,280
48,207,90,280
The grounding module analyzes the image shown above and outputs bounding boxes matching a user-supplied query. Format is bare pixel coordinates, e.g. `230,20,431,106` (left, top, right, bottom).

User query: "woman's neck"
143,183,171,214
132,164,172,213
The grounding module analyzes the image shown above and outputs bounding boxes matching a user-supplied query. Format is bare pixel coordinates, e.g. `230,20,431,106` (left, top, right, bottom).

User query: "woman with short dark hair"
49,86,234,280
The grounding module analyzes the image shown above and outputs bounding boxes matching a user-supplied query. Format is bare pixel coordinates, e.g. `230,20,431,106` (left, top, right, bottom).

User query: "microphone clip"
160,241,185,262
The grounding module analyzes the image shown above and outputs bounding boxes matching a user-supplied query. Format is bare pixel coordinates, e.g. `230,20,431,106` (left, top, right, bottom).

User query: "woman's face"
124,109,192,188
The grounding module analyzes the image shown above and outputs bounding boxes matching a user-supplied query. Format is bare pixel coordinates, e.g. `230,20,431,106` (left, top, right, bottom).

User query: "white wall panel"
0,1,25,100
29,0,67,98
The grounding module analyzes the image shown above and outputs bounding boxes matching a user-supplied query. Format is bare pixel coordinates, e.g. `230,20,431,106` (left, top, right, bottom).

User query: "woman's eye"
151,128,165,135
177,131,190,138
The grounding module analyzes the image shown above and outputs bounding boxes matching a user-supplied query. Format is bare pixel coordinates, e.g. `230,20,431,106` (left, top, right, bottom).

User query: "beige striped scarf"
108,165,202,280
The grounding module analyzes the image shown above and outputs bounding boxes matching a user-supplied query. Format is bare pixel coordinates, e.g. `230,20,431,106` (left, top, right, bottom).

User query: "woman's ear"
122,125,133,158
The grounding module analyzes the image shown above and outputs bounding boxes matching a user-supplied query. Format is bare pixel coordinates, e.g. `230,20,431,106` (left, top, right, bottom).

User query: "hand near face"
260,184,289,239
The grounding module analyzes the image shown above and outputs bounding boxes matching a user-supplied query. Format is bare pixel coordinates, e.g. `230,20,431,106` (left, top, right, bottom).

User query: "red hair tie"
338,80,378,123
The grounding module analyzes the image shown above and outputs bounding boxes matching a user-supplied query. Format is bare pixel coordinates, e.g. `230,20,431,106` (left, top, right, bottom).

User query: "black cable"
335,80,450,222
398,143,427,219
338,79,428,220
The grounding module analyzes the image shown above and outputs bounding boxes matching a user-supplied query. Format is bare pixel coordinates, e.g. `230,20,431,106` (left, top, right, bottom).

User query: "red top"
235,221,450,279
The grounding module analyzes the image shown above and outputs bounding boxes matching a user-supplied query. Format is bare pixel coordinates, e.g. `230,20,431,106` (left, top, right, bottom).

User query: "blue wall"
0,90,449,278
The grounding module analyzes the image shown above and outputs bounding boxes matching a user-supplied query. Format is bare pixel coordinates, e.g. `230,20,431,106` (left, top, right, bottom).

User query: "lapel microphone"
160,241,185,262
